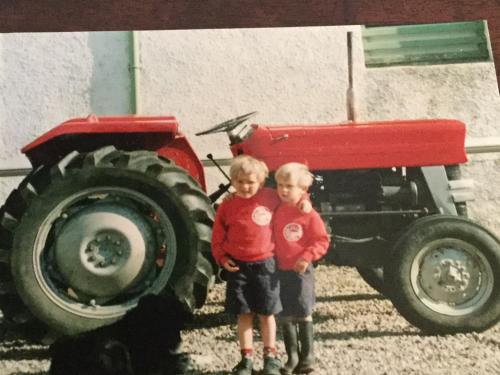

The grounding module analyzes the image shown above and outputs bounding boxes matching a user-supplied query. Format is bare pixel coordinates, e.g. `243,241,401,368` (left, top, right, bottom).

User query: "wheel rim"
410,238,494,316
32,186,177,319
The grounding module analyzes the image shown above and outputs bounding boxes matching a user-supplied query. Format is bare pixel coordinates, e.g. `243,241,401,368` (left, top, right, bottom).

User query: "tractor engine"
308,167,434,267
312,168,419,233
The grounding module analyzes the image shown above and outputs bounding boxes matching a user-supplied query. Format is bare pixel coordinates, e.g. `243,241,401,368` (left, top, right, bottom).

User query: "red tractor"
1,112,499,336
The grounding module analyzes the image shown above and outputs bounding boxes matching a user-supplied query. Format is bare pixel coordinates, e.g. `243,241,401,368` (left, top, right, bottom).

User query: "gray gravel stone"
1,265,500,374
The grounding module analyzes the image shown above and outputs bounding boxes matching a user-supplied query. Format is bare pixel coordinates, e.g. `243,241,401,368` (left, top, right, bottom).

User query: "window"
362,21,490,68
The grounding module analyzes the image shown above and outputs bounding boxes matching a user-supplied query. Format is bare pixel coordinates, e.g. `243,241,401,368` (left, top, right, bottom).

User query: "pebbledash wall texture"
0,26,499,234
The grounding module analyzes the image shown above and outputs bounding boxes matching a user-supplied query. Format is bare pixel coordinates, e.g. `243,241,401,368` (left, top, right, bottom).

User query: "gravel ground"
1,265,500,375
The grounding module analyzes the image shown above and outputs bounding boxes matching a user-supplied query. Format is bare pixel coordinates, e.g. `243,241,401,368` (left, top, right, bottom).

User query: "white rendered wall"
0,32,131,199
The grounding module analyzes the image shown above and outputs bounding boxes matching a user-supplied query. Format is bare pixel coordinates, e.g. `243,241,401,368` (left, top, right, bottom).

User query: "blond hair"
275,162,313,189
229,155,269,182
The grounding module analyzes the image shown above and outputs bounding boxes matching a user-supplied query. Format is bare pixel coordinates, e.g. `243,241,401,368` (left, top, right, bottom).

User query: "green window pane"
363,21,490,67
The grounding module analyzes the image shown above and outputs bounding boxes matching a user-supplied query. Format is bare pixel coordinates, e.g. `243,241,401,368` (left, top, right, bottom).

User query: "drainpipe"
128,31,140,114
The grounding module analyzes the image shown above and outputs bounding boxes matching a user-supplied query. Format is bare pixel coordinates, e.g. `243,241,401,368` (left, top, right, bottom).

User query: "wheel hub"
420,247,479,305
435,260,470,293
84,231,128,269
54,203,156,298
413,238,492,315
433,257,471,293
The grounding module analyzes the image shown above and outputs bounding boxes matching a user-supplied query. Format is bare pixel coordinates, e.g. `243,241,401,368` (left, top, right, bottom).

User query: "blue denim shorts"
224,257,282,316
278,266,315,317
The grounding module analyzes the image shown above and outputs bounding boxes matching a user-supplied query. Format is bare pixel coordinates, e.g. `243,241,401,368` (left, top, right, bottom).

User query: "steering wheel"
195,111,257,136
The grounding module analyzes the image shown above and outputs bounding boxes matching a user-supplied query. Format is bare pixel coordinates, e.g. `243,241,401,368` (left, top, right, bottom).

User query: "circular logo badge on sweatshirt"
251,206,272,226
283,223,303,242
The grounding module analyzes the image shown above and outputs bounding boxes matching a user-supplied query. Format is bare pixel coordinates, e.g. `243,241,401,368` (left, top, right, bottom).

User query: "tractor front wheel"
386,215,500,333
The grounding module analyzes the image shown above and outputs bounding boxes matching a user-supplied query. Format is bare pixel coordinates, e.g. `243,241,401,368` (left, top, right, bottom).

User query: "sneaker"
262,356,282,375
232,357,254,375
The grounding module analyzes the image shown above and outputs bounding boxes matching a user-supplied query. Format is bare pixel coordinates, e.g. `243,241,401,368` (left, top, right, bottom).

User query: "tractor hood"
230,119,467,171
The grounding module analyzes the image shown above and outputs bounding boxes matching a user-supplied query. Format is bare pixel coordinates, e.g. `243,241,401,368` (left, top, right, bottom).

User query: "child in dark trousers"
273,163,330,374
212,155,310,375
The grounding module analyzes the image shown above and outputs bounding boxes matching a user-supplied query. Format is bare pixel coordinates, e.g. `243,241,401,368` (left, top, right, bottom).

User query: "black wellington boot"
294,321,314,374
280,322,299,375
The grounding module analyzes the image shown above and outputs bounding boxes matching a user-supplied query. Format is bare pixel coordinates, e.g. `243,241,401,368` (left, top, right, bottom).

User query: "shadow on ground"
316,293,386,303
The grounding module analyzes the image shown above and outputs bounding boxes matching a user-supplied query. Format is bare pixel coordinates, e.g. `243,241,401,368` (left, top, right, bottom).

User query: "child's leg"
280,266,315,374
280,316,299,375
232,313,255,375
296,315,314,374
259,314,282,375
258,314,277,355
238,313,255,355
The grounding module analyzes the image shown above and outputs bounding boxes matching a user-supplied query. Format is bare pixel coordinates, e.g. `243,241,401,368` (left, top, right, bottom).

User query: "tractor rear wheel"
0,147,214,335
386,215,500,333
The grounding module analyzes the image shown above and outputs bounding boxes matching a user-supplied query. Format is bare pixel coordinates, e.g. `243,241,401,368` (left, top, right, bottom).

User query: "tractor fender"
21,114,206,189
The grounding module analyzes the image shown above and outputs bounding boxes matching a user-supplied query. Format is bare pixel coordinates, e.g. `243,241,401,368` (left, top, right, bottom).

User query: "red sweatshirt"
211,188,280,265
273,203,330,271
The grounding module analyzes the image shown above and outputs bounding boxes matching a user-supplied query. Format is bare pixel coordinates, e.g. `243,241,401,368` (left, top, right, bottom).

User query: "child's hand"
298,199,312,214
223,192,235,202
223,259,240,272
294,258,309,274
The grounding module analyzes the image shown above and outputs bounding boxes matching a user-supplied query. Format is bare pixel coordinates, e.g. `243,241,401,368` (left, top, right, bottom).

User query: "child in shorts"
212,155,310,375
273,162,330,375
211,155,283,375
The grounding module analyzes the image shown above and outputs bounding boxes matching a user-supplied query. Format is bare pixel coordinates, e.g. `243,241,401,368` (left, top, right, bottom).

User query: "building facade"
1,25,499,233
